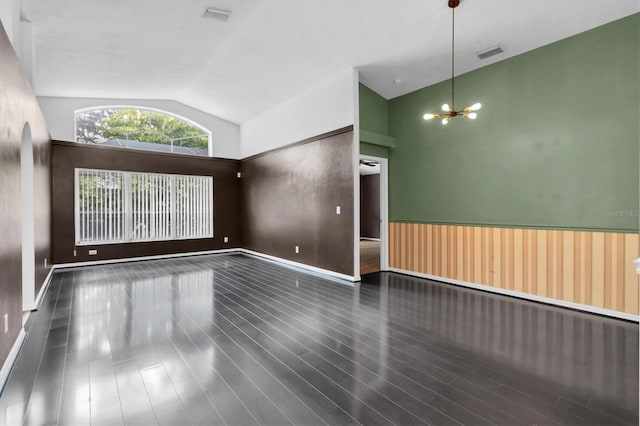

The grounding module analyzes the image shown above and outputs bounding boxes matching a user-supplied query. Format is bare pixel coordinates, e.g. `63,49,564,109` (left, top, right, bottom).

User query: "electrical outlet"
3,314,8,334
73,249,77,257
88,249,98,255
223,236,229,243
44,258,47,268
336,206,341,215
295,246,299,254
236,172,242,178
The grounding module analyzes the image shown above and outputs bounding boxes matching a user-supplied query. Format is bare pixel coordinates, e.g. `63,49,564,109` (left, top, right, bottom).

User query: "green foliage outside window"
75,108,209,152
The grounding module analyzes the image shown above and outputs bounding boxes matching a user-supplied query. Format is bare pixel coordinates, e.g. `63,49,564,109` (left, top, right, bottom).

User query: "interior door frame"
359,154,389,272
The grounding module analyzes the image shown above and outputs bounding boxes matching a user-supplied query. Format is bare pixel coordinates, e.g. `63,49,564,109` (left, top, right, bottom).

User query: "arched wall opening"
20,122,35,311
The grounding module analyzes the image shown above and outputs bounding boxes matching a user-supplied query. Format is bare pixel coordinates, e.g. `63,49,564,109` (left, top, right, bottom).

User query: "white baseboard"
53,248,356,285
239,249,356,285
389,267,639,322
23,267,55,312
0,328,26,394
22,303,37,312
53,248,241,269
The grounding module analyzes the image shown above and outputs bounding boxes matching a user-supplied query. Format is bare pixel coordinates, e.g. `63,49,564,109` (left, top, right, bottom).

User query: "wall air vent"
476,44,505,60
202,7,231,21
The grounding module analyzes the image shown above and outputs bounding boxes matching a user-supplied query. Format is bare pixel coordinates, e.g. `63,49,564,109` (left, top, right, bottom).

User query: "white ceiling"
22,0,639,124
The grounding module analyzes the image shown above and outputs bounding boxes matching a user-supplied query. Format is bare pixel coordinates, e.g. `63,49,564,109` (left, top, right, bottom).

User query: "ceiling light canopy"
423,0,481,125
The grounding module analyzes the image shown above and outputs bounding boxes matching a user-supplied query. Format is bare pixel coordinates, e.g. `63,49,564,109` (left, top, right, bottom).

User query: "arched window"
74,106,212,157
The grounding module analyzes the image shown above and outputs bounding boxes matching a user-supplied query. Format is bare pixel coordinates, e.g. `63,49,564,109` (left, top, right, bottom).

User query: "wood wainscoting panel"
389,223,640,315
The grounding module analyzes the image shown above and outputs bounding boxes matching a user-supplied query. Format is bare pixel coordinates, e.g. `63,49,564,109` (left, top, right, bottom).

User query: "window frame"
74,168,214,246
73,105,213,157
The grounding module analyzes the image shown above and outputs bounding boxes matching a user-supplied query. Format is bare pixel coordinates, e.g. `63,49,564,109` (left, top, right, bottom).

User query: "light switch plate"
89,249,97,255
336,206,341,215
295,246,299,254
223,236,229,243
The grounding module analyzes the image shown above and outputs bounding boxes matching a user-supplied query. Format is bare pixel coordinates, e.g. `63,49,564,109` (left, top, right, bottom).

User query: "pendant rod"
451,2,455,112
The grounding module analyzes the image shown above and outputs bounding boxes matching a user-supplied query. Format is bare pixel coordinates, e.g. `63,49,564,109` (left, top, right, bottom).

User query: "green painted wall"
387,14,639,232
360,142,389,158
359,83,389,135
359,83,391,158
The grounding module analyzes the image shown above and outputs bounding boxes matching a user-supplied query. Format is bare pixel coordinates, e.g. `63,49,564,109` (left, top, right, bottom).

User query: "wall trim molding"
0,328,27,395
53,248,241,269
389,267,639,322
239,249,356,285
52,140,241,163
53,248,356,284
390,219,638,234
241,125,354,161
52,125,356,165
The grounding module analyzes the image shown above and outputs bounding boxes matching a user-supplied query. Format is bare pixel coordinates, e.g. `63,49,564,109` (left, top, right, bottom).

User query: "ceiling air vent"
476,44,504,60
202,7,231,21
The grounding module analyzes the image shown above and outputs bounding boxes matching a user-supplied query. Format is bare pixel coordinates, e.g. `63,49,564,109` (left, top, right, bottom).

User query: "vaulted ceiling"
22,0,640,124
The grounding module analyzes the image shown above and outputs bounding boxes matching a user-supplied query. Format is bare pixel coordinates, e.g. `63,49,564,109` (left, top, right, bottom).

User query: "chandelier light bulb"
470,102,482,111
423,113,437,120
468,112,478,119
442,104,451,112
442,117,449,125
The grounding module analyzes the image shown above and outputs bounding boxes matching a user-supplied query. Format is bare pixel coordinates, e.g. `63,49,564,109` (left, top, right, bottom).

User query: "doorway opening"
21,122,35,311
359,155,388,276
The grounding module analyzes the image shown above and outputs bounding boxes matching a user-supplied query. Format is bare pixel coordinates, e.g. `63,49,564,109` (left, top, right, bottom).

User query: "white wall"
0,0,20,51
240,69,355,158
0,1,36,88
37,97,242,159
37,69,355,159
19,18,34,87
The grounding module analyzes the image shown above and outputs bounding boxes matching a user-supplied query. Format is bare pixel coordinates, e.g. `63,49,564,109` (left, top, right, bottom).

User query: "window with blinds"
75,169,213,245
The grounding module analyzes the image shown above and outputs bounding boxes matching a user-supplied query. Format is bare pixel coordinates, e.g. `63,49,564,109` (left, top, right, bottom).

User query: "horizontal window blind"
75,169,212,245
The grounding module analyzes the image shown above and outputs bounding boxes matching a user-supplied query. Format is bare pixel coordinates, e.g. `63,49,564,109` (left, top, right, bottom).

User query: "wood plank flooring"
0,253,637,425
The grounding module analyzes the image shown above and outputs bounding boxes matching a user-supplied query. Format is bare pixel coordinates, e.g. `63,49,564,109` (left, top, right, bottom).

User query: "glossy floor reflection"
0,253,637,425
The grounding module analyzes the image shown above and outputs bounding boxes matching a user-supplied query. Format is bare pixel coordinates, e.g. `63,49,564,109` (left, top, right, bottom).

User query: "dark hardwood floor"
0,253,637,425
360,240,380,275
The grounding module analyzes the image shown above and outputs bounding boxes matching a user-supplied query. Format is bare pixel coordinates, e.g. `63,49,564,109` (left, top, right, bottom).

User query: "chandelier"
423,0,481,125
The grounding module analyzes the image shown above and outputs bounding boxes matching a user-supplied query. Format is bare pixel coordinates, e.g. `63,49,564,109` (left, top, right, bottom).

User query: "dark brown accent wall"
51,142,242,264
242,129,355,276
360,174,380,239
0,23,52,366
